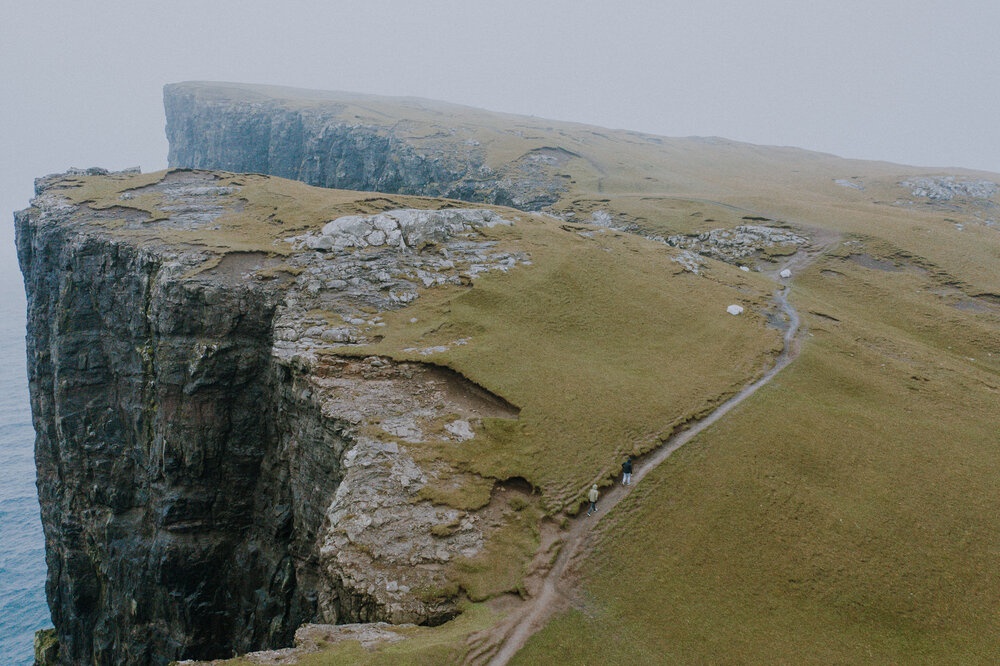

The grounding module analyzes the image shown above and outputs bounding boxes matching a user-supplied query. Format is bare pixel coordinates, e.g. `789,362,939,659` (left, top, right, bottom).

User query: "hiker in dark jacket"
622,456,633,485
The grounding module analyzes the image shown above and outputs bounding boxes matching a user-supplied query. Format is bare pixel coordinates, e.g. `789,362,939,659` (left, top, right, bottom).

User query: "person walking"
587,484,600,516
622,456,633,485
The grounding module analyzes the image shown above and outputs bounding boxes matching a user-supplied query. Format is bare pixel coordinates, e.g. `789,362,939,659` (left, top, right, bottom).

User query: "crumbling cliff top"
24,166,786,509
21,165,790,662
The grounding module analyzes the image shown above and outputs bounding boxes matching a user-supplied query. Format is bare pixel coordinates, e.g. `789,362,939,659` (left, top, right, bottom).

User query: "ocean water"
0,283,49,665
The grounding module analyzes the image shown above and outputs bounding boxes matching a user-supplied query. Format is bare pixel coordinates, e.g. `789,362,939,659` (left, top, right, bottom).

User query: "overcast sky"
3,0,999,289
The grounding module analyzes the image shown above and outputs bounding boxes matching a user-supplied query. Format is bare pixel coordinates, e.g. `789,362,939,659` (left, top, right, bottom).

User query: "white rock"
727,304,744,316
590,210,613,226
779,269,792,278
321,328,353,343
835,179,865,191
444,420,475,441
901,176,998,201
305,208,513,252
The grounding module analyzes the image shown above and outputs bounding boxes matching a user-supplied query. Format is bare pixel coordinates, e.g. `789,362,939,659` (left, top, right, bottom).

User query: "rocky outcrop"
176,622,414,665
164,82,572,210
17,169,525,664
901,176,998,201
663,224,809,273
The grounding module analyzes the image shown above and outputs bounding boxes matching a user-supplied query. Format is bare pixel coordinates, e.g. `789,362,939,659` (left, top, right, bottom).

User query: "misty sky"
3,0,999,287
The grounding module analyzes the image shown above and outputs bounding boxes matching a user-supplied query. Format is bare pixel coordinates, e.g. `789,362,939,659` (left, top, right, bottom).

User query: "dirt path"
478,247,827,666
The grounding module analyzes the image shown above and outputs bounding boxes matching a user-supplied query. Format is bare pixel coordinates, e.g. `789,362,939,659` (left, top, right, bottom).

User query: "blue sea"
0,279,49,665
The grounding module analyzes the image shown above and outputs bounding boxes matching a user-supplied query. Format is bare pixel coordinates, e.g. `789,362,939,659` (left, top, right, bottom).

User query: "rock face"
17,169,524,665
164,82,572,210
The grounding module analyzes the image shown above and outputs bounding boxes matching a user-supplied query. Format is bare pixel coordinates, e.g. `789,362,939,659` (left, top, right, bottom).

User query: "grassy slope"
57,169,482,254
515,241,1000,663
364,218,782,509
58,169,783,513
85,87,1000,661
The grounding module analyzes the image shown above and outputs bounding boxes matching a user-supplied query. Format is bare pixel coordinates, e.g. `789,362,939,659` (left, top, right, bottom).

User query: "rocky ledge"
17,168,530,664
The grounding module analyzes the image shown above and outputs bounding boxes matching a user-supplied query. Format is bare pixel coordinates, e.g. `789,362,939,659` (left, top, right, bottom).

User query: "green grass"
53,90,1000,662
514,250,1000,663
452,494,542,601
360,217,783,510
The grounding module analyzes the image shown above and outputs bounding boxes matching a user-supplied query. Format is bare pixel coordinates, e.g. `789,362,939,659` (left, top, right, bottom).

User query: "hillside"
19,83,1000,664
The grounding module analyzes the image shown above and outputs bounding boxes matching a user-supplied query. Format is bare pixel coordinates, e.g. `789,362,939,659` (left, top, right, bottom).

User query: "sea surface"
0,282,49,665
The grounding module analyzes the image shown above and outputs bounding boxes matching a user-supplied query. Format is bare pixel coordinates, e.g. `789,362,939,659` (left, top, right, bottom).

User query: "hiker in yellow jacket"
587,484,599,516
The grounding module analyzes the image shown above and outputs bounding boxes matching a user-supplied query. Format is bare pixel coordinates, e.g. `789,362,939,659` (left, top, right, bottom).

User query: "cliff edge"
19,81,1000,665
18,162,789,663
164,81,575,210
15,168,539,663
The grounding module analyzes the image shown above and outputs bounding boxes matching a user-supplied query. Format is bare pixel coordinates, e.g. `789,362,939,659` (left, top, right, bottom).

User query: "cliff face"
17,169,526,664
16,173,308,662
164,82,574,210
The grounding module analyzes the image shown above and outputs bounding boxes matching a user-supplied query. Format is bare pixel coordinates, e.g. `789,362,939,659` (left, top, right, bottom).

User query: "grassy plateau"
62,84,1000,663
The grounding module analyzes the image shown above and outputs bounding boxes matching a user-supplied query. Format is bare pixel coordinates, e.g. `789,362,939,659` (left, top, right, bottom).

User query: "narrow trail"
479,248,824,666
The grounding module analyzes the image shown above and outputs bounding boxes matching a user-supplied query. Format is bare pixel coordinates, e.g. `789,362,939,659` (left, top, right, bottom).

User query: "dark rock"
34,628,59,665
164,82,569,210
16,182,346,664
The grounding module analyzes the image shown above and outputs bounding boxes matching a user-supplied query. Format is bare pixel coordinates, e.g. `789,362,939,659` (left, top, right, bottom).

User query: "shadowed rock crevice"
421,363,521,419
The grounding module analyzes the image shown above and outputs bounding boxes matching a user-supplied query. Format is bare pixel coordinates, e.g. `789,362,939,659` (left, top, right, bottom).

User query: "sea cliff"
164,82,572,210
16,168,531,664
20,81,1000,666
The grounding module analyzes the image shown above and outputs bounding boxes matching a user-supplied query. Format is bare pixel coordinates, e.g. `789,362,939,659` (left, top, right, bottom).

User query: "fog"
3,0,1000,281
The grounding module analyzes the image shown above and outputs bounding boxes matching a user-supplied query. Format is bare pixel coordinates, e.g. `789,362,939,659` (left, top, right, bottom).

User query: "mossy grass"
452,493,543,601
354,215,783,510
198,602,499,665
415,471,494,511
515,250,1000,662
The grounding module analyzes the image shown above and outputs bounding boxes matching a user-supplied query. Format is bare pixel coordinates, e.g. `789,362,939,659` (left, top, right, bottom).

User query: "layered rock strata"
165,82,573,210
17,169,523,664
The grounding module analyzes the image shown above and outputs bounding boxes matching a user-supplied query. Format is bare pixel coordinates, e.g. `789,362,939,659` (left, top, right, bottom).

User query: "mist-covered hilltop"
20,82,1000,664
